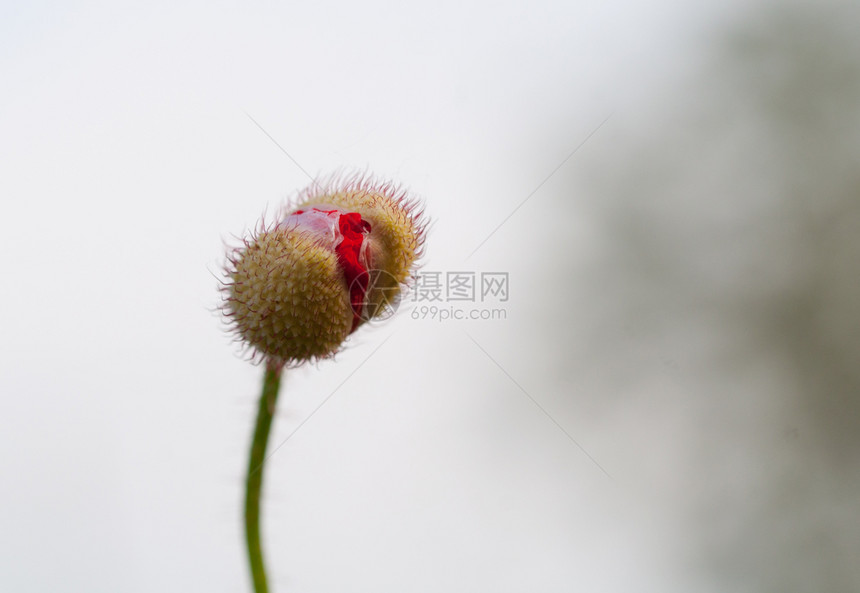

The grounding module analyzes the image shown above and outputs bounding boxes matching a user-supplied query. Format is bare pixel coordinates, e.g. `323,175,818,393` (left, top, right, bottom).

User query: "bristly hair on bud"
221,172,427,368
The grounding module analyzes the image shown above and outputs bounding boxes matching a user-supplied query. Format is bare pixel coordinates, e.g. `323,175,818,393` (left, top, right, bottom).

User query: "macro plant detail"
221,173,426,592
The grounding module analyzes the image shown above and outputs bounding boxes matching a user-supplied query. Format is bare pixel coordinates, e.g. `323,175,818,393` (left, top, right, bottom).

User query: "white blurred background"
2,0,859,591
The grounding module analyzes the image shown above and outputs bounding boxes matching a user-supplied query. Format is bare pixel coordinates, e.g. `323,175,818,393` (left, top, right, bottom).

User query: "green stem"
245,363,282,593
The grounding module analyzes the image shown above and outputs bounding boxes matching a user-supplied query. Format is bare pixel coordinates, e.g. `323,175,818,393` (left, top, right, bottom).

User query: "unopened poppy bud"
224,174,425,366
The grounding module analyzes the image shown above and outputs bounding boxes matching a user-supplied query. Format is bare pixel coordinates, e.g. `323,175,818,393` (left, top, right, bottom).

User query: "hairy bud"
223,174,426,366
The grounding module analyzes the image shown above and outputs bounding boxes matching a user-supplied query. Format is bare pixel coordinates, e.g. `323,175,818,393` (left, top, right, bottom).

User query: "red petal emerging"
279,206,372,332
335,212,372,331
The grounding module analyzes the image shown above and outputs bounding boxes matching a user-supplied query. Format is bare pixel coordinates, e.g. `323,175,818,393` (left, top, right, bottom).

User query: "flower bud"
223,174,425,366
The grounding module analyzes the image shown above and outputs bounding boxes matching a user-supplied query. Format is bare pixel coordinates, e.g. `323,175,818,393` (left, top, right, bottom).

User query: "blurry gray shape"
547,2,860,591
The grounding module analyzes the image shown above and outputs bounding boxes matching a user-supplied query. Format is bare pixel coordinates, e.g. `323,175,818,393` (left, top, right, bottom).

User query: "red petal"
335,212,372,331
